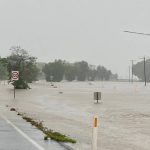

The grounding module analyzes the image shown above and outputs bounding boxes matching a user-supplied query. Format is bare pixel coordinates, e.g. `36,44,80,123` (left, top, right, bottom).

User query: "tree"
133,59,150,82
97,65,112,80
0,57,8,80
7,46,39,89
43,60,65,82
74,61,89,81
88,65,97,81
64,63,76,81
43,60,116,82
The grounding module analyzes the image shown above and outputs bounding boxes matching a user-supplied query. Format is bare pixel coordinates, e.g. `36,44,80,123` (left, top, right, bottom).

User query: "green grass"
21,115,76,143
44,135,49,140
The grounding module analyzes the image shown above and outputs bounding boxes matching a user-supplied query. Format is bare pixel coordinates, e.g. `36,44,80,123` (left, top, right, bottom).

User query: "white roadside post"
92,116,99,150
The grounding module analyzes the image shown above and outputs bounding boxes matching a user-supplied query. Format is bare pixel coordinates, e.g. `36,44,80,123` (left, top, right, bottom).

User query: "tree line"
43,60,117,82
0,46,117,89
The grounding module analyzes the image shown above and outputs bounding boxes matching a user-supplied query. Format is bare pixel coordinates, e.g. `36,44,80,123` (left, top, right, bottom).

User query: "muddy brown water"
1,81,150,150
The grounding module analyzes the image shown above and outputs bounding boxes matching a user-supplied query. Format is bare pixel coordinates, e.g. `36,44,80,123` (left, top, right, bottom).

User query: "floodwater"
1,81,150,150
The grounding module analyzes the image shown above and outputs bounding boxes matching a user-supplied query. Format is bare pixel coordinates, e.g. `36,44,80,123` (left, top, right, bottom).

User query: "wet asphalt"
0,107,66,150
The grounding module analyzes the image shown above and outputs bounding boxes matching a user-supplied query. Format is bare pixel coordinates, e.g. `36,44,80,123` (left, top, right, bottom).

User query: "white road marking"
1,115,45,150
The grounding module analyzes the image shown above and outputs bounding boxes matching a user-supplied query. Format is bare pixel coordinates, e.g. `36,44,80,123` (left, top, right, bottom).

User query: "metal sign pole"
11,71,19,99
97,92,98,103
14,85,15,99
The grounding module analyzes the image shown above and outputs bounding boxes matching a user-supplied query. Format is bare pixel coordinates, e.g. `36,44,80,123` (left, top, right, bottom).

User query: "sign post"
11,71,19,99
14,85,15,99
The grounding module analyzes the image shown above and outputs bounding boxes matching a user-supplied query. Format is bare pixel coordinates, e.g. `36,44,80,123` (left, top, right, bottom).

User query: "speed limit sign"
11,71,19,81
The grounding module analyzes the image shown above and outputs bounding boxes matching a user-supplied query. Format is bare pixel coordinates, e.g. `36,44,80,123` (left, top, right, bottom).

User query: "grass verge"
21,114,76,143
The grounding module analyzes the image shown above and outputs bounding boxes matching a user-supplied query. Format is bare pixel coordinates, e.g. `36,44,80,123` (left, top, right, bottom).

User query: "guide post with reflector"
92,116,99,150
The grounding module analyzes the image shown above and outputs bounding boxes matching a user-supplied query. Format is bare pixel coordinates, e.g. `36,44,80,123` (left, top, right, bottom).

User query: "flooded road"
1,81,150,150
0,105,66,150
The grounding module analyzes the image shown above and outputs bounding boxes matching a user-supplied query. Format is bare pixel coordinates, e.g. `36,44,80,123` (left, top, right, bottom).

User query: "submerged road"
0,106,65,150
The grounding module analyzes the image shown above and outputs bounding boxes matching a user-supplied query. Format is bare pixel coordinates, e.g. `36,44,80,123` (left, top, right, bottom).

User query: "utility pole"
140,57,147,86
130,60,135,83
129,66,131,83
144,57,146,86
124,30,149,86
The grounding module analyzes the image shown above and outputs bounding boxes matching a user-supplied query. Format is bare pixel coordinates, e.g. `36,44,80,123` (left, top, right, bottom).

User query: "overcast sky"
0,0,150,78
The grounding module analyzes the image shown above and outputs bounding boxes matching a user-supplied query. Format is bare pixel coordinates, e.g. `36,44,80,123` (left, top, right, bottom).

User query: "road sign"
11,71,19,81
94,92,101,103
94,92,101,100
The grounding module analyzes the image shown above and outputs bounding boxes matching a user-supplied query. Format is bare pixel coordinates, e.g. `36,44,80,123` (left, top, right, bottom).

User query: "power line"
124,30,149,86
124,31,150,36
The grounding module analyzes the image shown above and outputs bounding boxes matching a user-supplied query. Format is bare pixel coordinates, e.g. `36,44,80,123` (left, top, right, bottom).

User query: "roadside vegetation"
0,45,118,89
17,112,76,143
133,59,150,82
0,46,39,89
42,60,118,82
0,57,8,81
7,46,39,89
